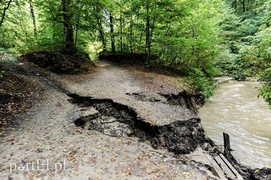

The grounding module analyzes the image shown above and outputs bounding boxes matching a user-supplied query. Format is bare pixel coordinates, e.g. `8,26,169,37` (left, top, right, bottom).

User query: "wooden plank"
214,155,236,179
206,154,228,180
219,154,243,180
223,132,231,160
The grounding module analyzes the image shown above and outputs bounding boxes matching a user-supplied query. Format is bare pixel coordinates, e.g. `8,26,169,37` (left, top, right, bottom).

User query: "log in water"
199,79,271,168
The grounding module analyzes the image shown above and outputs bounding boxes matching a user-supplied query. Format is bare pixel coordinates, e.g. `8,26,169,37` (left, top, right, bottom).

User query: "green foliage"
215,1,271,82
6,0,271,104
259,69,271,106
259,83,271,107
186,68,217,101
232,71,246,81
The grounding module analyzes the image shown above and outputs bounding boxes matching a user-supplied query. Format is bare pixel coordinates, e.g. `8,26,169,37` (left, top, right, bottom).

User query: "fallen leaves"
0,72,34,129
110,158,116,162
149,119,156,123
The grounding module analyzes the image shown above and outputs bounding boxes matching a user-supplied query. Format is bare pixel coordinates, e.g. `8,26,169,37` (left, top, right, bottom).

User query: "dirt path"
54,61,197,125
0,60,218,179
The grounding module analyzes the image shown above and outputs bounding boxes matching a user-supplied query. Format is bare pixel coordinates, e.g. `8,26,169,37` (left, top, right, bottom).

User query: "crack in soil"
126,91,200,114
68,93,214,155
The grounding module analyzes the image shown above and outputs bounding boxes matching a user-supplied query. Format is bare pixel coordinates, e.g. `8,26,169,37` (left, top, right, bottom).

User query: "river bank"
0,58,219,179
0,55,270,179
199,78,271,171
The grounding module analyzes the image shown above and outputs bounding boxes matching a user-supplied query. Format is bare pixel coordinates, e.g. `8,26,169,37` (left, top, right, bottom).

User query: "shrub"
186,68,217,101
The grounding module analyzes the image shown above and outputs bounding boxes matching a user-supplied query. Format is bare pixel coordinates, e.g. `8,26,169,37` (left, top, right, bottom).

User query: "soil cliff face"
68,93,214,155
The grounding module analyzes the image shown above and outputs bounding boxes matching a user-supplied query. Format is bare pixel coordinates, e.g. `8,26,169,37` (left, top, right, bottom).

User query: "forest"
2,1,271,179
1,0,271,102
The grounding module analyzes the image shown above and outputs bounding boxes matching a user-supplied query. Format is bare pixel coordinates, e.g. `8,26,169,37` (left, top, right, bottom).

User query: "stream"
199,78,271,168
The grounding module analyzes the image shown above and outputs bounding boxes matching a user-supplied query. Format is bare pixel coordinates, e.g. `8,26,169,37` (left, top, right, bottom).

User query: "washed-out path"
0,60,217,180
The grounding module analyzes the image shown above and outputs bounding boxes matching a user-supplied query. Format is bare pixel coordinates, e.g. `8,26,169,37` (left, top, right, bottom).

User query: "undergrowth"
186,68,217,101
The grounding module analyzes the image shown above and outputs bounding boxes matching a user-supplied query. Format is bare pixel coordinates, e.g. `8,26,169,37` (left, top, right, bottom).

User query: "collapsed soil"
0,56,220,179
0,52,270,179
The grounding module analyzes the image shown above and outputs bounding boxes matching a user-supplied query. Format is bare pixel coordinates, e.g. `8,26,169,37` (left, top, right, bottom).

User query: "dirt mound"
20,51,95,74
0,72,34,129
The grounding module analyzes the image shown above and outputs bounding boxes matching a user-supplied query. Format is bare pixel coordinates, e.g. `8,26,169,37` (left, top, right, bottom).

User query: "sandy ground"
0,60,218,180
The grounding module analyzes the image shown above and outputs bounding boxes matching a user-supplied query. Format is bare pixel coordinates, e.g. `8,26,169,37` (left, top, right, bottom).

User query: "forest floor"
0,54,223,180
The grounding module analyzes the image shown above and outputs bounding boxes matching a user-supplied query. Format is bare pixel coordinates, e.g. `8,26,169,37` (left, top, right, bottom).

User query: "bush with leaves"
259,83,271,107
186,68,217,101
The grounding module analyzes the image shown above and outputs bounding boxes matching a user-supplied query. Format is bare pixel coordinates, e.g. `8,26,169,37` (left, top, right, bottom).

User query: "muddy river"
199,79,271,168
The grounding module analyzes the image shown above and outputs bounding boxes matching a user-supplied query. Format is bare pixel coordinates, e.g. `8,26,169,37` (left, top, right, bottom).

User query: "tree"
29,0,38,38
0,0,13,27
62,0,75,53
109,13,116,53
145,0,150,65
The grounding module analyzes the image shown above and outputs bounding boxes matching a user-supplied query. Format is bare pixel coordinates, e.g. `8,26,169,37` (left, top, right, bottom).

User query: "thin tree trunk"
158,23,171,62
74,19,80,50
94,6,106,51
74,4,83,50
129,18,133,53
239,0,246,12
138,25,144,52
150,15,155,44
110,14,116,53
29,0,37,38
0,0,12,27
62,0,75,54
145,0,150,65
16,1,29,40
119,14,123,52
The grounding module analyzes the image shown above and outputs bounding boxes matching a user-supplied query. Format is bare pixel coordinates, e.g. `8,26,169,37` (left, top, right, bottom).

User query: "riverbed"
199,79,271,168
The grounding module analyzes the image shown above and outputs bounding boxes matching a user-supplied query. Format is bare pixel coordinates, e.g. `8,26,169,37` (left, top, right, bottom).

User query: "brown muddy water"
199,79,271,168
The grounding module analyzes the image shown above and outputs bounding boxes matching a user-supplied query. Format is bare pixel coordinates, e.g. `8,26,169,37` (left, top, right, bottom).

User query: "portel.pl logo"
9,159,67,174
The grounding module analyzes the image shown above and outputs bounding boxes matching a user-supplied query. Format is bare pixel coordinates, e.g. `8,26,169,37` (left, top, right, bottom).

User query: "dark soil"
0,50,95,133
68,93,215,155
20,51,95,74
98,51,187,77
0,72,35,130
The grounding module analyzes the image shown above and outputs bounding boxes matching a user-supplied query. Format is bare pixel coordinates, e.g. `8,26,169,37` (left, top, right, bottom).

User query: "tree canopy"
2,0,271,102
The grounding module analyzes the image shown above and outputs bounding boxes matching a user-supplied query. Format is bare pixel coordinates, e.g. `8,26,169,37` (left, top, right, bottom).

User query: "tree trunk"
29,0,37,38
138,26,144,52
74,4,83,50
0,0,12,27
94,5,106,51
145,0,151,65
119,14,123,52
239,0,246,12
62,0,75,54
129,18,133,53
110,14,116,53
